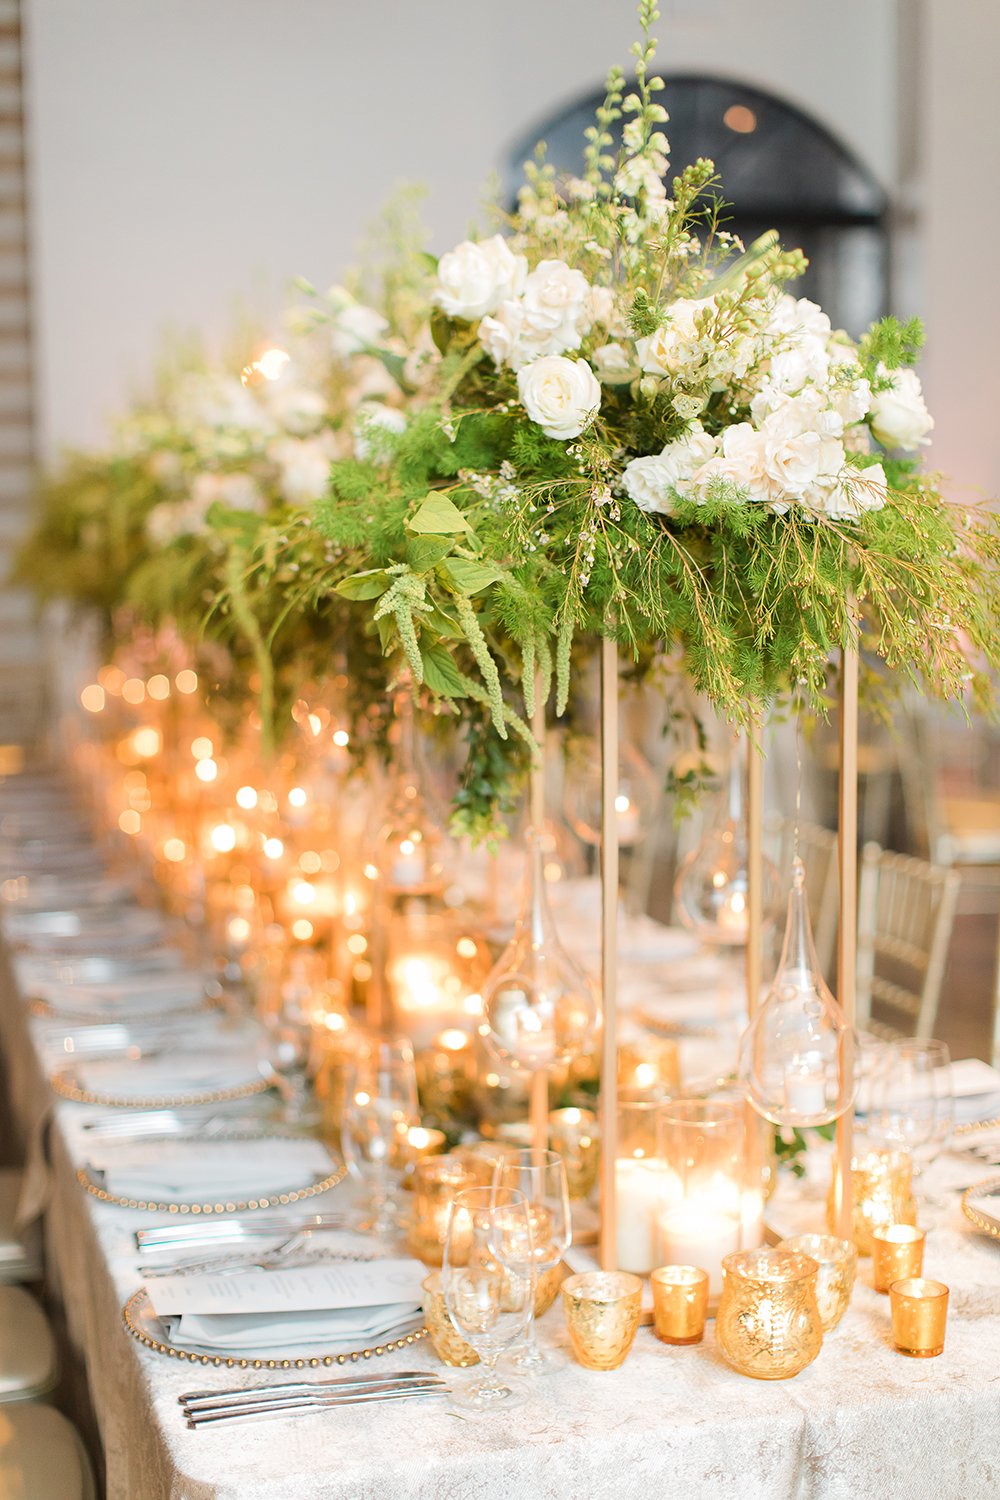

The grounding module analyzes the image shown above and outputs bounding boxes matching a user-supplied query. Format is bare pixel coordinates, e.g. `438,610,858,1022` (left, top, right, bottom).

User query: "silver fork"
136,1212,350,1252
181,1373,448,1427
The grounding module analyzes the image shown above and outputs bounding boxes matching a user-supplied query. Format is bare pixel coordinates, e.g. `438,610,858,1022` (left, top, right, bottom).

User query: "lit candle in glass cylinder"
415,1028,475,1121
618,1038,681,1098
615,1094,667,1274
385,912,490,1050
656,1100,762,1298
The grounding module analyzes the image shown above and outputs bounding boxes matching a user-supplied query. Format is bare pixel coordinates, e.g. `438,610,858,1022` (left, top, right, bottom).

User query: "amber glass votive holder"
421,1271,479,1367
872,1225,925,1294
650,1265,709,1345
561,1272,643,1370
547,1107,599,1200
889,1277,949,1358
407,1153,491,1266
828,1149,916,1255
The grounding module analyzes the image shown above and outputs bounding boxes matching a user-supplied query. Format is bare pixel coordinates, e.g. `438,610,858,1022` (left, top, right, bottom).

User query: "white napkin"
74,1044,267,1099
168,1303,421,1353
89,1138,332,1200
31,971,206,1015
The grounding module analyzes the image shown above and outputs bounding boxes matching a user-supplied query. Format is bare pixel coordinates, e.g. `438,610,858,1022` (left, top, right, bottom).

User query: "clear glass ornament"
481,828,597,1070
563,739,659,851
365,694,454,899
674,733,781,945
738,857,858,1127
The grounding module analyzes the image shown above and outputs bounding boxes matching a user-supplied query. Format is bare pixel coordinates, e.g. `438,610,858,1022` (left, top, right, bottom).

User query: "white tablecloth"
4,942,1000,1499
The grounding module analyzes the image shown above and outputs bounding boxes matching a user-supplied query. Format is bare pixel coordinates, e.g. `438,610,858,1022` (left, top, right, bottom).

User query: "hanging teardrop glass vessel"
365,691,454,898
738,857,858,1127
674,732,781,945
481,827,598,1070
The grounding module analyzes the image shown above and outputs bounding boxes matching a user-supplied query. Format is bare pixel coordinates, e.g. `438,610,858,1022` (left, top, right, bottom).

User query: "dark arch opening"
504,74,889,336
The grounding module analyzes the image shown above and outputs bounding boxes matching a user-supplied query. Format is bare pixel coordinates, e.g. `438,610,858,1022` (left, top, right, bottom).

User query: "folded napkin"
168,1302,422,1354
88,1138,332,1200
31,971,206,1016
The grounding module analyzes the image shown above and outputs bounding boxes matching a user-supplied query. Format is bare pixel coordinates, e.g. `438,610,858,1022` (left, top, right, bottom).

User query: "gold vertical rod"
746,725,764,1019
835,631,860,1238
529,669,548,1156
599,636,620,1270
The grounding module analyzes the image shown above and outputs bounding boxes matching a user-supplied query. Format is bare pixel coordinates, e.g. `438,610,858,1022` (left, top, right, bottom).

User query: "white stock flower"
830,376,872,429
635,297,717,377
621,423,718,514
870,367,934,450
517,355,600,440
353,403,407,461
433,235,528,321
592,342,639,385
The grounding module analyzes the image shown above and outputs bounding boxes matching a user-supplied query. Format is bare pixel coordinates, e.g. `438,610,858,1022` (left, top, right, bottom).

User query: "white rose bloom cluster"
621,423,718,514
517,355,600,441
433,235,527,322
869,365,934,450
480,258,594,371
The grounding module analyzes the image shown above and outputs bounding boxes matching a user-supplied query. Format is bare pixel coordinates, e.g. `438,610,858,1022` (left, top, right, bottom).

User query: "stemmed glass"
492,1148,571,1371
875,1038,954,1200
442,1186,536,1413
341,1038,418,1237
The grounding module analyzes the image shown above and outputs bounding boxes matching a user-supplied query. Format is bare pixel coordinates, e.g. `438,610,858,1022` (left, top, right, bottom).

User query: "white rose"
478,301,523,367
516,259,592,358
756,389,835,439
831,377,871,429
768,295,832,341
870,367,933,450
761,430,822,495
433,235,527,321
622,423,718,514
691,423,773,504
353,403,407,461
820,459,888,521
327,289,389,357
636,297,716,376
585,285,616,328
592,342,638,385
517,355,600,441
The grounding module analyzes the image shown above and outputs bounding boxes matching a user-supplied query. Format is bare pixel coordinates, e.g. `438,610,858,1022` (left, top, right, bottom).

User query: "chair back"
856,841,960,1039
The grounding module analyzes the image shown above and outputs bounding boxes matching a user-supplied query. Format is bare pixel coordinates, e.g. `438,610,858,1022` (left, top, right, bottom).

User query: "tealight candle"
615,1156,667,1274
889,1277,949,1358
871,1224,925,1293
782,1054,827,1117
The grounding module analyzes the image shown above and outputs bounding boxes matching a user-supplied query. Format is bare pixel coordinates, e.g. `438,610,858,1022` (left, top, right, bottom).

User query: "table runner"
3,941,1000,1499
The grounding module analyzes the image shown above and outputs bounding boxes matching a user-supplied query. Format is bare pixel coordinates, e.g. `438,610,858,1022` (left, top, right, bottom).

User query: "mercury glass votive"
871,1225,926,1294
561,1272,643,1370
547,1107,599,1200
777,1234,857,1332
889,1277,949,1357
407,1153,492,1266
421,1271,480,1367
716,1248,823,1380
650,1265,710,1345
828,1149,917,1255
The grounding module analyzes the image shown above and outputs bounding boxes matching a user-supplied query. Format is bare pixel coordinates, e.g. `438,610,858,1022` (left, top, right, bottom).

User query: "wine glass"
875,1038,954,1196
341,1038,418,1236
442,1186,536,1412
492,1148,571,1371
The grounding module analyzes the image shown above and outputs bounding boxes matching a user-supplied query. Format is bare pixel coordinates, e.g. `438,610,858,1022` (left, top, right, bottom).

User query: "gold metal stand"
529,672,549,1158
835,634,860,1237
746,727,764,1018
599,637,619,1270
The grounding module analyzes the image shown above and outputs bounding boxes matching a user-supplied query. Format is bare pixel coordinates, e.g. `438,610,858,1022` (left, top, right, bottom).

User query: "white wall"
23,0,900,457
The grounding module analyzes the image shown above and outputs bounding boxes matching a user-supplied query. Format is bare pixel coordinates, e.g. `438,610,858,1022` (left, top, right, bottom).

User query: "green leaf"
440,557,503,595
369,346,407,386
406,536,454,572
334,569,390,601
422,604,466,640
421,644,471,699
375,614,396,654
418,251,440,274
408,492,473,536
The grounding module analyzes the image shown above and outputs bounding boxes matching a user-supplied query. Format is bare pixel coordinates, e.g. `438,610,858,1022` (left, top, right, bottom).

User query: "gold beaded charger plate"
49,1054,275,1109
122,1250,430,1370
960,1176,1000,1241
77,1132,347,1214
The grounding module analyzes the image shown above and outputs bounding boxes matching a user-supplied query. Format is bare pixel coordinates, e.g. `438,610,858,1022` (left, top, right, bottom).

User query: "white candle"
783,1057,827,1117
658,1203,742,1298
615,1157,666,1274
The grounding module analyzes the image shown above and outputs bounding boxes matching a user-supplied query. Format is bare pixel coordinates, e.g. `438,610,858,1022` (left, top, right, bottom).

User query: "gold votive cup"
534,1259,564,1318
872,1224,925,1294
561,1271,643,1370
407,1153,491,1266
778,1234,857,1332
650,1265,709,1345
889,1276,949,1358
547,1108,599,1200
828,1149,917,1255
421,1271,479,1367
716,1248,824,1380
618,1038,681,1097
401,1126,446,1187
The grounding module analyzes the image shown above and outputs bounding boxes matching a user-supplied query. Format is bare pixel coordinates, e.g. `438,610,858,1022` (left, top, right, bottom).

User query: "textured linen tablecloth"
3,944,1000,1500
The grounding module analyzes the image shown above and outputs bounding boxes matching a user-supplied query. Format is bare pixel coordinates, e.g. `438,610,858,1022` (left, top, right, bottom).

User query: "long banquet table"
5,944,1000,1497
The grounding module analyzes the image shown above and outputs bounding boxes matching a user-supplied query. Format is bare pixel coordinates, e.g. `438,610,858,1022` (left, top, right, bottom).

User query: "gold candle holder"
778,1234,857,1333
421,1271,479,1367
407,1153,491,1266
534,1260,564,1318
561,1271,643,1370
872,1225,925,1294
618,1038,680,1097
547,1107,599,1200
828,1149,916,1255
401,1126,446,1188
650,1265,709,1345
716,1248,824,1380
889,1277,949,1358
